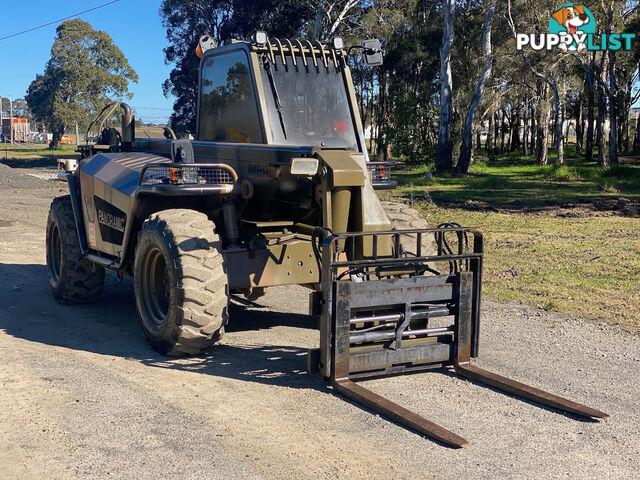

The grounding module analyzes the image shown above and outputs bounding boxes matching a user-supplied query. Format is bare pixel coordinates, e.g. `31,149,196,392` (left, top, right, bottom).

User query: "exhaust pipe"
120,102,135,147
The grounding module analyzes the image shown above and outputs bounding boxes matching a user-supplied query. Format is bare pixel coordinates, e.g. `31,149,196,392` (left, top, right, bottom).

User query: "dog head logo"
551,5,590,35
549,4,596,51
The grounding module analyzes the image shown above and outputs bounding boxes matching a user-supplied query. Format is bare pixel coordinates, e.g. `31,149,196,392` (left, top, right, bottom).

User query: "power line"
0,0,121,41
131,105,174,111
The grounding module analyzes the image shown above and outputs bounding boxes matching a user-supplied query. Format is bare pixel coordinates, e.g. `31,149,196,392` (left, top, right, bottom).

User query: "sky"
0,0,175,124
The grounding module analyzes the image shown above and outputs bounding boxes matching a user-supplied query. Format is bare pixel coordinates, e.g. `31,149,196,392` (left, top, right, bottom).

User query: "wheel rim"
141,247,170,329
48,224,62,283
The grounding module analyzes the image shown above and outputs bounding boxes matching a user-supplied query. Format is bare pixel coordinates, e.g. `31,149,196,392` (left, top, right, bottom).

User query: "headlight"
332,37,345,50
290,158,319,176
181,166,200,184
254,30,268,46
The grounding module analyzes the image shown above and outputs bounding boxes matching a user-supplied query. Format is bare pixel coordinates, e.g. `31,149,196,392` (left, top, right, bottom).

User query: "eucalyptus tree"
507,0,572,165
456,0,496,174
435,0,455,172
310,0,362,41
25,19,137,147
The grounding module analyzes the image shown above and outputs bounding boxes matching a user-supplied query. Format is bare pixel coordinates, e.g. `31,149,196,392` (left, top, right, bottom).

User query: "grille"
197,167,234,184
141,165,235,185
367,162,393,183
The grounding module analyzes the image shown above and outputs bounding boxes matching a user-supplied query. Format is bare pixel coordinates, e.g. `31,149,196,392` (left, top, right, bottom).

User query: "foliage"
158,0,640,167
25,19,137,147
159,0,313,134
0,98,31,120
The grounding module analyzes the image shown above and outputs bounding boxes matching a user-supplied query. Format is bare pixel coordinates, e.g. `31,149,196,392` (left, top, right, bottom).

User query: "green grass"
393,155,640,208
386,153,640,330
0,144,79,168
418,205,640,330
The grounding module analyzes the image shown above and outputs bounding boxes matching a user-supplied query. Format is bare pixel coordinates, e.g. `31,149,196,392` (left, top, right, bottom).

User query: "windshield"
259,56,359,151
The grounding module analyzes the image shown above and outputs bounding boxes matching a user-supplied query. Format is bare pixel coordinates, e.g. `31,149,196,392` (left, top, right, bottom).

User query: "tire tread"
46,196,104,303
135,209,228,356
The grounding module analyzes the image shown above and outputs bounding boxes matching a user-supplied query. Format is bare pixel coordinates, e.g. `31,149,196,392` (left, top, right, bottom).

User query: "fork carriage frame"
310,227,608,448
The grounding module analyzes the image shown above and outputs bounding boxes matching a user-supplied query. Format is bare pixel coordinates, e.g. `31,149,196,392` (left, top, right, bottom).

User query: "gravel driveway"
0,167,637,479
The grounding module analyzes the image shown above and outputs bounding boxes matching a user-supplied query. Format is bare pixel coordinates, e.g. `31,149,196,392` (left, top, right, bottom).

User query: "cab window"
198,50,262,143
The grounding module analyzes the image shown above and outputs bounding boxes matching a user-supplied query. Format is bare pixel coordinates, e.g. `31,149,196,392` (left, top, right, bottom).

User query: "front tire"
46,196,105,303
133,209,228,356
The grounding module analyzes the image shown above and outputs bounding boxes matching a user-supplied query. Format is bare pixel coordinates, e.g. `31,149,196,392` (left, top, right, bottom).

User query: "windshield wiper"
262,55,287,139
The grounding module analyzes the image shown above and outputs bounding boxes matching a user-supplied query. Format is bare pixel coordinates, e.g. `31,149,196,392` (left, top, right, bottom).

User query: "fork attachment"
310,228,608,448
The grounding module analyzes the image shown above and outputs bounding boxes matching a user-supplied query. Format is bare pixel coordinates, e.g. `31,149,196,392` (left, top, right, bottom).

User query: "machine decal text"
93,196,127,245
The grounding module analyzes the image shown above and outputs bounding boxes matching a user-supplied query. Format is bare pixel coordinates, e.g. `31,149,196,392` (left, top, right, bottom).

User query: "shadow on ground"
0,263,320,391
0,263,600,429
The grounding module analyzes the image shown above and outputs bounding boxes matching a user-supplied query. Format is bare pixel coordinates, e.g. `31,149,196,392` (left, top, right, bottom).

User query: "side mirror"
362,39,383,67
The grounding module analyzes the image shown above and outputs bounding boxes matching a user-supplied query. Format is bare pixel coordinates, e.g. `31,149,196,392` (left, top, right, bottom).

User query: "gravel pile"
0,163,56,190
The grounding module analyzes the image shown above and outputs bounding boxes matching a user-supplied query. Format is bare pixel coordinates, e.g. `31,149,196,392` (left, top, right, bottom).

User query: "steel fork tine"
454,272,608,420
454,364,609,419
333,378,469,448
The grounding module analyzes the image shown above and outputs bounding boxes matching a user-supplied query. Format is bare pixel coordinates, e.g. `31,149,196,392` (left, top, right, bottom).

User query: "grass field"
386,152,640,330
0,127,166,168
393,151,640,208
0,144,79,167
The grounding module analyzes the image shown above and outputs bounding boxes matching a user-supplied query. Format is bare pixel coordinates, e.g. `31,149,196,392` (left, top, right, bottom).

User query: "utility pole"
9,96,13,145
0,97,3,142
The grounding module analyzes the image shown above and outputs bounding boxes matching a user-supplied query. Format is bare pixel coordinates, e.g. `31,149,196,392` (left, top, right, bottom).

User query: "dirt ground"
0,165,639,479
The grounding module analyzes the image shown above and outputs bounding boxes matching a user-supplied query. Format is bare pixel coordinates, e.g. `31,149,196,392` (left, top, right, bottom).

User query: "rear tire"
46,196,105,303
382,201,437,330
133,209,228,356
381,201,436,257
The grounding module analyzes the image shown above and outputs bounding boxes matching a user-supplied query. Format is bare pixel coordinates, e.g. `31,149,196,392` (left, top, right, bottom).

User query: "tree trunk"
536,82,550,165
487,111,494,158
435,0,455,173
522,98,529,156
551,108,556,147
500,110,506,152
551,84,564,166
575,93,583,155
493,110,499,153
529,101,536,153
617,92,627,153
633,112,640,153
510,109,520,152
621,103,629,153
456,1,494,175
596,82,607,166
312,0,325,41
536,108,550,166
585,68,595,162
376,73,391,162
562,101,568,146
623,95,632,153
608,50,618,166
50,125,65,148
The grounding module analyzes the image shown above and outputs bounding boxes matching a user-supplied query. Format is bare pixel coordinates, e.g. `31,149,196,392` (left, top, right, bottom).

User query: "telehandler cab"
48,33,607,447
